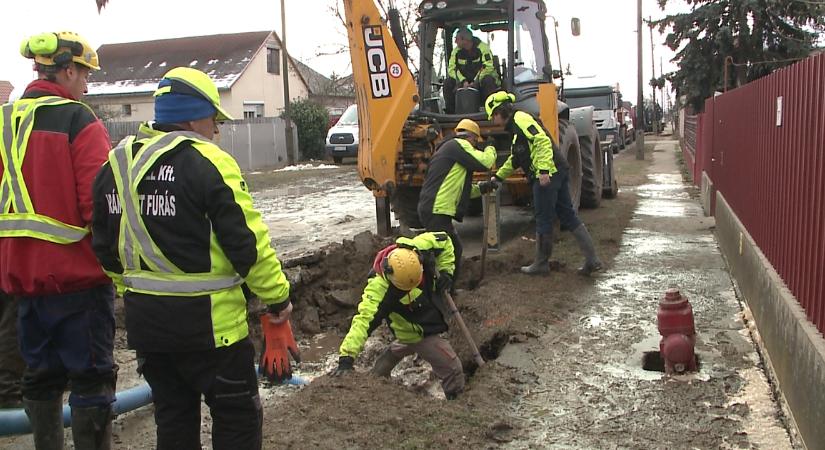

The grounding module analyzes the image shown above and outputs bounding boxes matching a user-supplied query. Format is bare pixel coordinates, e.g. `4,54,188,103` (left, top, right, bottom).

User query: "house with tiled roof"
0,81,13,104
290,59,354,116
85,31,311,122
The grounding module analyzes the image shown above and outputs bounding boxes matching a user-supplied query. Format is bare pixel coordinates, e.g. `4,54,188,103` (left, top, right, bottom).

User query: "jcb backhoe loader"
343,0,615,234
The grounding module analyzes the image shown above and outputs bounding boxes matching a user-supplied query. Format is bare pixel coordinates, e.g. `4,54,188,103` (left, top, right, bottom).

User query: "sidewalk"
500,139,795,449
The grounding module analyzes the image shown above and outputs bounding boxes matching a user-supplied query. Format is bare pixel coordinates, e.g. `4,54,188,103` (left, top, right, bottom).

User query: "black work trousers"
0,292,24,405
423,214,462,289
139,338,262,450
444,75,500,114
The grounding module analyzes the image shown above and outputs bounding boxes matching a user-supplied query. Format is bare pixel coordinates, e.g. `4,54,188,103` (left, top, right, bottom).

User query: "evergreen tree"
656,0,825,110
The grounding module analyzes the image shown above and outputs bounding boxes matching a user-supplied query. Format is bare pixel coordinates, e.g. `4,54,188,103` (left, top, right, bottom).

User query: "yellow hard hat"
384,248,422,291
154,67,234,121
485,91,516,119
455,119,481,137
20,31,100,71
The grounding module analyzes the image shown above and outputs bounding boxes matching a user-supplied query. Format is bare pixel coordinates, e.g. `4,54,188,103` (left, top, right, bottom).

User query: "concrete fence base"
700,171,715,217
715,192,825,450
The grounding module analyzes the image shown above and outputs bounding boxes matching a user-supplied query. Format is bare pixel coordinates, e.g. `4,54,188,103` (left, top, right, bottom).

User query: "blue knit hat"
154,80,217,124
153,68,233,123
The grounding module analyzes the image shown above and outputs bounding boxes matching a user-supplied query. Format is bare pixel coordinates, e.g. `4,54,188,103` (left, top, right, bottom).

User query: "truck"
563,85,630,152
343,0,618,234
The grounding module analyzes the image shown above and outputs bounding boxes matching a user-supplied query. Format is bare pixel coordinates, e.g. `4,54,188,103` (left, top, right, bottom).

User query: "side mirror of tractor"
542,65,554,79
571,18,581,36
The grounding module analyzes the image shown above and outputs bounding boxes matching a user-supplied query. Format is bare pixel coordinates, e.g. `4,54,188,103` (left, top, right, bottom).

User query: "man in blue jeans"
2,32,116,449
485,91,603,276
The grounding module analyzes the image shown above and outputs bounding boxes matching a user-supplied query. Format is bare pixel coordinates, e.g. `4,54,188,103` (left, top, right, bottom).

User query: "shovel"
443,291,485,366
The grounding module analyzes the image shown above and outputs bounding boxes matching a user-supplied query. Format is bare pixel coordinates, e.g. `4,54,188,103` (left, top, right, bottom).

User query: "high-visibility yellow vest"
0,96,91,244
109,131,243,296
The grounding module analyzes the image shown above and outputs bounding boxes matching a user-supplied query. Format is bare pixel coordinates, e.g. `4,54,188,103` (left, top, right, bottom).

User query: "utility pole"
636,0,645,160
648,16,658,135
661,56,667,133
281,0,296,165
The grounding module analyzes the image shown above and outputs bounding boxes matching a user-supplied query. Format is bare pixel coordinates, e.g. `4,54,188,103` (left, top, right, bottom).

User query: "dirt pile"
248,231,394,343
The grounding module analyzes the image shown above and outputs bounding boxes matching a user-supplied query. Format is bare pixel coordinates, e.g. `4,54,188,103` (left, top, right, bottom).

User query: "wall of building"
86,96,154,123
225,39,308,118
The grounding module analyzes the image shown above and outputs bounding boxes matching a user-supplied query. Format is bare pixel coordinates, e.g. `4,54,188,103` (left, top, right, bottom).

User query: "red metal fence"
680,114,699,184
696,53,825,334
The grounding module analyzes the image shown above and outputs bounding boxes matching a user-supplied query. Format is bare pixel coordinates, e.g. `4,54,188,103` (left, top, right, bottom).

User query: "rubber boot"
572,224,603,276
23,397,64,450
71,405,112,450
520,232,552,275
371,349,403,378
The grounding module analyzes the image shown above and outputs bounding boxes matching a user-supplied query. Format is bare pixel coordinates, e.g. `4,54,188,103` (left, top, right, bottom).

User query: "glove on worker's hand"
259,316,300,384
332,356,354,377
478,179,500,195
435,270,453,294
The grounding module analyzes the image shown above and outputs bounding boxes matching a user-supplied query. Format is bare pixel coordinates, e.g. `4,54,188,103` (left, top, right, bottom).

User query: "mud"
247,165,392,258
0,138,796,449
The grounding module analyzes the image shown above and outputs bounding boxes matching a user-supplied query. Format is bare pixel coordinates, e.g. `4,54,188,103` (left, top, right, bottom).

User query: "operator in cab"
445,27,500,114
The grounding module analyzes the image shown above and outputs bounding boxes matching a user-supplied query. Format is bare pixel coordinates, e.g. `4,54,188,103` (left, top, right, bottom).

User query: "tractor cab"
416,0,555,121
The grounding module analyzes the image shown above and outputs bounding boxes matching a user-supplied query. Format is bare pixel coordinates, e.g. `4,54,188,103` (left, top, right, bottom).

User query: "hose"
0,375,308,436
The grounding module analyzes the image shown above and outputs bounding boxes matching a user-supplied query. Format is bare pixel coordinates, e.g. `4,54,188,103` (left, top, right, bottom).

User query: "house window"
267,46,281,75
243,102,265,118
121,104,132,117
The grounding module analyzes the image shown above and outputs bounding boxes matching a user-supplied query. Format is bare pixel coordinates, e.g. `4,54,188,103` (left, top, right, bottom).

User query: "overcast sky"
1,0,689,106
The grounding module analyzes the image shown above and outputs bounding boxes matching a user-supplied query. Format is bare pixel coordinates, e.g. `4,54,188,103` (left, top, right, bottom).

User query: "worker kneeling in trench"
332,232,465,399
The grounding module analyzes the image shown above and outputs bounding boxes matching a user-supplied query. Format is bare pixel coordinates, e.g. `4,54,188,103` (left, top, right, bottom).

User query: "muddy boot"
572,224,603,276
71,405,112,450
23,397,64,450
520,233,552,275
371,349,402,378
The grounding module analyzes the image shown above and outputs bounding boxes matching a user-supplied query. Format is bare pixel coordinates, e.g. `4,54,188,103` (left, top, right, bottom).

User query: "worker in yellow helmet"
91,67,294,449
417,119,496,292
5,31,114,450
333,232,465,399
486,91,603,276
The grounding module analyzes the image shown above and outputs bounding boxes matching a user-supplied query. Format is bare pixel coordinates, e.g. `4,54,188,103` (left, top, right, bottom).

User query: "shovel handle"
479,192,490,283
443,292,485,366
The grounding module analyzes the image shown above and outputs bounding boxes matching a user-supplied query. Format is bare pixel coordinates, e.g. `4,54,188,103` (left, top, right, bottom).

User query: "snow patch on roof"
208,59,219,64
87,80,159,96
88,73,241,96
144,61,152,69
189,60,198,66
159,61,167,67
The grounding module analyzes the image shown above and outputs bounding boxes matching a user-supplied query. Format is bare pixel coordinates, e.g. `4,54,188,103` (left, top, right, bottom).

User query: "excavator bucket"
343,0,418,197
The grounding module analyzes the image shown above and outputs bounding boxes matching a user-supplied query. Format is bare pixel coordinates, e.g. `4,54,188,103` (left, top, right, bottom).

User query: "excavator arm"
344,0,418,234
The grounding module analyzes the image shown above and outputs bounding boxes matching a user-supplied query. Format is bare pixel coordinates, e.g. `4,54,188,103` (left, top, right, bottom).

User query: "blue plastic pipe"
0,375,307,436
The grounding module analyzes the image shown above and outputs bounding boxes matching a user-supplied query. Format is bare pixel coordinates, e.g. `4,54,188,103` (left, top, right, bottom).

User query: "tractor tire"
390,186,423,229
579,122,604,209
602,140,618,199
558,119,582,211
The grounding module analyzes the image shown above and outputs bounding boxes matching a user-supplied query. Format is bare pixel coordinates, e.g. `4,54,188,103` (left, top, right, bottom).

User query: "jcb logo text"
363,26,392,99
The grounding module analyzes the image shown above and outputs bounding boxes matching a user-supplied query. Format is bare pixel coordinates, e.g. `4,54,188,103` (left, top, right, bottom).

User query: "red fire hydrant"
657,288,697,374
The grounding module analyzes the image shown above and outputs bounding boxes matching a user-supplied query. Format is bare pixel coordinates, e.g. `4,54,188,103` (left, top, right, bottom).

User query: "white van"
325,104,358,164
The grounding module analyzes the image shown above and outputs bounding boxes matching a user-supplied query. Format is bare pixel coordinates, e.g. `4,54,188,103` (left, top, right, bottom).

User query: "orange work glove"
259,316,300,384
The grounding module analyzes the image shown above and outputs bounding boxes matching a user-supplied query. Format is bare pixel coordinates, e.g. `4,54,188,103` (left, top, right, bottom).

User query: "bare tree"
323,0,421,71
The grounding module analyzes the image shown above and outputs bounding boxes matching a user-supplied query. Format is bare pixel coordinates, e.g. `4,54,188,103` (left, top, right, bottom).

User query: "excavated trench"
246,230,511,391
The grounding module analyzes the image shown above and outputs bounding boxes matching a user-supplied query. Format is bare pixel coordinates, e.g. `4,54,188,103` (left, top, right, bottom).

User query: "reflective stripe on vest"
0,97,91,244
110,131,243,296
